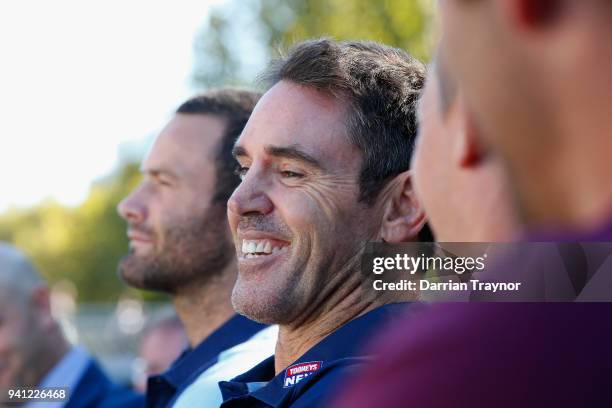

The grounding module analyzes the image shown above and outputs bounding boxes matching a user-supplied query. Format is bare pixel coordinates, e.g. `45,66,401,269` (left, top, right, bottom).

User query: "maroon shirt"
333,302,612,407
335,220,612,407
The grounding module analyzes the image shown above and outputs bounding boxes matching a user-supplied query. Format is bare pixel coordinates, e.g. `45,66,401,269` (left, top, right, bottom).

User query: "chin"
231,282,295,325
117,256,147,288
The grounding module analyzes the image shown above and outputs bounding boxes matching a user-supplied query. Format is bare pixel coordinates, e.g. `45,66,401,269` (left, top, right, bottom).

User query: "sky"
0,0,228,212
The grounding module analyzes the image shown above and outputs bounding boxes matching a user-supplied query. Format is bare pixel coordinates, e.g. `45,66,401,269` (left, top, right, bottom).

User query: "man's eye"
234,166,249,179
280,170,304,178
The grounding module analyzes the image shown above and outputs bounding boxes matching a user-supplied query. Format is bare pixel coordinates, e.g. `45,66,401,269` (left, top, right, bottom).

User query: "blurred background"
0,0,435,387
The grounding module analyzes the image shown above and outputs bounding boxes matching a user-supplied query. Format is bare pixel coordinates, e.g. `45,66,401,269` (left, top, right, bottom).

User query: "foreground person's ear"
380,171,427,243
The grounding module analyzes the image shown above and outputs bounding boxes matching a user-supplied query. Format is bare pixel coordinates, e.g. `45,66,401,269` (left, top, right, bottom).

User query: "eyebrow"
232,144,324,170
232,145,248,159
141,167,180,180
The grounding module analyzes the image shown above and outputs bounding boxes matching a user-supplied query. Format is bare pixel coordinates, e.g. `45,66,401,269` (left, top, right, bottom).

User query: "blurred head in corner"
0,243,69,388
133,312,187,392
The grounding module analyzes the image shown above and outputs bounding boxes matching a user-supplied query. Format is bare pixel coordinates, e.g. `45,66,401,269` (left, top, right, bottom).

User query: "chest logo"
283,361,322,388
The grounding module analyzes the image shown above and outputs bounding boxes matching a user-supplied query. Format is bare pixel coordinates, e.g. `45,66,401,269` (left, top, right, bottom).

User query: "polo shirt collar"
220,303,409,407
148,314,266,407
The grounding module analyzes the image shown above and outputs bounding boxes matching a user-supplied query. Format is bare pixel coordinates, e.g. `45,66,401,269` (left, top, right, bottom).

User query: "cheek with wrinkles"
296,174,359,221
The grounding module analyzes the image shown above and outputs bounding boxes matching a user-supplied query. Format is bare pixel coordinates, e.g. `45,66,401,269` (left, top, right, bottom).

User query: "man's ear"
380,171,427,243
454,96,485,168
31,286,55,331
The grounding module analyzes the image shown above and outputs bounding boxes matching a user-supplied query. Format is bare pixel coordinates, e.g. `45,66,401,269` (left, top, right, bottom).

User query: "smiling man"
218,38,428,407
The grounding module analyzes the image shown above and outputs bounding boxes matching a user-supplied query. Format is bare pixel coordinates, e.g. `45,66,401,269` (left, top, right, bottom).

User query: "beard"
118,204,233,294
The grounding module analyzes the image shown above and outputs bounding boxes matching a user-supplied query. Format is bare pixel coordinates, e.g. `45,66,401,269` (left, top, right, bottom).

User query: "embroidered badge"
283,361,322,388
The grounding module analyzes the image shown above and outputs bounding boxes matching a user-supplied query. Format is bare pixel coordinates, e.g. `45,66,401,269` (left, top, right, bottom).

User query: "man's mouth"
240,238,291,259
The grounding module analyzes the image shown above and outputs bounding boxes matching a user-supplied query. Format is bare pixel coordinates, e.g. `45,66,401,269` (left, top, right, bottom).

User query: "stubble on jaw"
118,205,233,295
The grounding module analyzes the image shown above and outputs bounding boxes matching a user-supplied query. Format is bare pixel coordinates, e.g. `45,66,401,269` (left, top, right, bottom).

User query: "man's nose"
227,170,274,217
117,187,148,225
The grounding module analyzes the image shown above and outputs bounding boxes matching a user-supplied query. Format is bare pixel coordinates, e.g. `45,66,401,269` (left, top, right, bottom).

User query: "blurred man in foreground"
219,38,428,407
334,1,612,406
439,0,612,237
412,62,520,242
117,89,277,408
0,242,142,407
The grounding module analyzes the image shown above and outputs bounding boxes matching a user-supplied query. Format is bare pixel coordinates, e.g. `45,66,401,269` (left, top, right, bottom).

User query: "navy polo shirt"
218,303,410,408
146,314,266,408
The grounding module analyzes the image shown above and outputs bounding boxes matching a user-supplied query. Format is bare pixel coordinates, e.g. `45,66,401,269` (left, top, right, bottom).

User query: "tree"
0,161,165,302
192,0,434,89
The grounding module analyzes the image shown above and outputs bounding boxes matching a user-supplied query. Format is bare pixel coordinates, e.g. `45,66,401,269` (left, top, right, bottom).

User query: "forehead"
144,113,226,177
236,81,360,166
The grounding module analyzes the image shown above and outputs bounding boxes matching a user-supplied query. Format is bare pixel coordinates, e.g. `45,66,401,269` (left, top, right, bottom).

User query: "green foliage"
192,0,434,88
0,162,165,302
0,1,434,302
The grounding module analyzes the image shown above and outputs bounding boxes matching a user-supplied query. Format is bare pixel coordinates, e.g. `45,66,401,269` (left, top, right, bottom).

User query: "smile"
240,239,290,259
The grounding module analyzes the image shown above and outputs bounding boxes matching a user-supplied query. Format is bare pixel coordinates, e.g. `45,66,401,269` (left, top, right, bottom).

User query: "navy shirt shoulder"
146,314,266,408
66,358,143,408
219,303,410,408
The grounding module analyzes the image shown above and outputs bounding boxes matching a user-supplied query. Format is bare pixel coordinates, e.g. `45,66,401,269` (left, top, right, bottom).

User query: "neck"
173,262,237,348
273,267,385,374
26,326,70,387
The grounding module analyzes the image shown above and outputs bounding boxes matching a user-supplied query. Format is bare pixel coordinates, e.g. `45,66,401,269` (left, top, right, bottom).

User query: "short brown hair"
261,38,426,206
176,88,261,205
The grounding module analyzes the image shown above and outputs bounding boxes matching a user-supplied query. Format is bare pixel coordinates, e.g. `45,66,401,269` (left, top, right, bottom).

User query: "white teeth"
241,239,287,256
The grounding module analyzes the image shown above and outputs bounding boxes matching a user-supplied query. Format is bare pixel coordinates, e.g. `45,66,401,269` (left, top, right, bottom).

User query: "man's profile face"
117,114,233,294
228,81,379,324
438,0,549,182
438,0,571,225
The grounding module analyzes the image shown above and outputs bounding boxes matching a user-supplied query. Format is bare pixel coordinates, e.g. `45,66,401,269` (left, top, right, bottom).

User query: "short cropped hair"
0,243,44,305
176,89,261,206
260,38,426,206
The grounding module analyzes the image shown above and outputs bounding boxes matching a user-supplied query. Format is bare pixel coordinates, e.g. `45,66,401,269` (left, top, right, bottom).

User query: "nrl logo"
283,361,322,388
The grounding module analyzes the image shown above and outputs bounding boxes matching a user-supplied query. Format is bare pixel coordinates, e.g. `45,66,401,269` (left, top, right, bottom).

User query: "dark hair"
261,38,426,206
176,88,261,206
